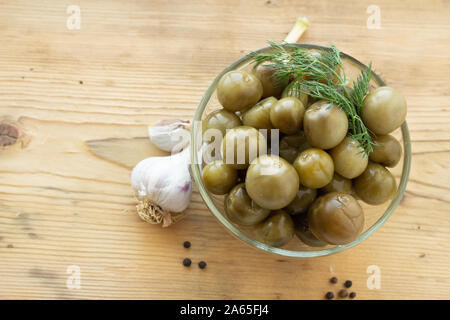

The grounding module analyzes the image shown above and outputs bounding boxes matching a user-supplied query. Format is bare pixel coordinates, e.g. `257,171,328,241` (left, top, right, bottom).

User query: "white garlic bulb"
148,119,190,153
130,147,192,227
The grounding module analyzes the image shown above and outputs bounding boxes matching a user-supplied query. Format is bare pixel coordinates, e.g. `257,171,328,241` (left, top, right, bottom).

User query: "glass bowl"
190,43,411,258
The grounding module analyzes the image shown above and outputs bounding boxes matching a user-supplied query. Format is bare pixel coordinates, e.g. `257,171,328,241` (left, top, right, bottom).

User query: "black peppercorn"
183,258,192,267
338,289,348,298
183,241,191,248
330,277,338,284
198,261,207,269
349,292,356,299
344,280,352,288
325,292,334,300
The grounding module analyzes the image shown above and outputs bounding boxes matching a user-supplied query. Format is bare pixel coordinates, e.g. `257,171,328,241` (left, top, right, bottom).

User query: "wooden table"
0,0,449,299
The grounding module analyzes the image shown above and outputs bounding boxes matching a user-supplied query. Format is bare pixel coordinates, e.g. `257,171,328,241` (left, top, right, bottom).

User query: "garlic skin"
148,119,190,153
130,147,192,227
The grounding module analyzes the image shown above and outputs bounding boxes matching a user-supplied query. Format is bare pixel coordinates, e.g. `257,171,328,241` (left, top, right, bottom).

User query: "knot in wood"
0,123,19,146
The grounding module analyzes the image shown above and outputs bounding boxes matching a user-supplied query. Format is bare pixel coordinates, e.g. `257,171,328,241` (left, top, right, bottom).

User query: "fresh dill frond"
249,42,374,155
351,62,372,113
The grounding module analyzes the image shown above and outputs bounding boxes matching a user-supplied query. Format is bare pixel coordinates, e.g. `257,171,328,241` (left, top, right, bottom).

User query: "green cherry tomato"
202,160,238,195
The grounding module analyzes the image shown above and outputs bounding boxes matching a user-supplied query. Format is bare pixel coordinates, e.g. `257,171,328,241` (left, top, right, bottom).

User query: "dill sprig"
248,42,374,155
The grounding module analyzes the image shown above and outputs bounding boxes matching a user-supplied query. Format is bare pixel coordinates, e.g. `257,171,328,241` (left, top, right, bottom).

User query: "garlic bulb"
131,147,192,227
148,119,190,153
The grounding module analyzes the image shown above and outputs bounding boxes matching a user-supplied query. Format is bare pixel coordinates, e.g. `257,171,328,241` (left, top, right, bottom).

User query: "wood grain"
0,0,449,299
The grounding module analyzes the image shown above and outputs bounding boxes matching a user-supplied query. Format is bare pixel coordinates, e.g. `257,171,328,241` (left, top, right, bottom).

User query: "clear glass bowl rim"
190,43,411,258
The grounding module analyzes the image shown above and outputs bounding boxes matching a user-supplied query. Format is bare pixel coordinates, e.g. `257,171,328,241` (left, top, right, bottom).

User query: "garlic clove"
148,119,191,153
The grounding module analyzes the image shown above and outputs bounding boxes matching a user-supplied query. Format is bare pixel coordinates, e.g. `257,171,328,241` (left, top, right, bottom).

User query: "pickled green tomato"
362,86,407,135
253,62,286,98
202,109,242,142
342,77,354,89
225,183,270,226
354,162,397,205
284,186,317,215
254,210,294,247
308,192,364,245
293,213,326,247
303,101,348,149
221,126,267,169
242,97,277,130
245,155,299,210
217,70,263,112
293,148,334,189
281,82,309,107
202,160,238,195
279,131,311,163
336,77,355,98
330,137,368,179
369,134,402,167
270,97,305,135
320,173,353,195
